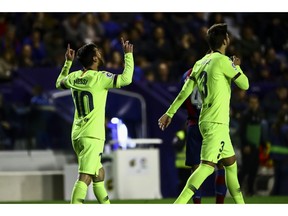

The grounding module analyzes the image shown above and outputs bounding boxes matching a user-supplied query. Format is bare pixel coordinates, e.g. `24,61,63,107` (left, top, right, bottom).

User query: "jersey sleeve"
166,75,196,118
99,53,134,89
56,60,72,89
62,73,76,89
114,53,134,88
98,71,119,89
222,57,249,90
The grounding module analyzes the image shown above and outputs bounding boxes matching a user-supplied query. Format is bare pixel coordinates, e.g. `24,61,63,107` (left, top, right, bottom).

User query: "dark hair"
206,23,228,51
76,43,97,68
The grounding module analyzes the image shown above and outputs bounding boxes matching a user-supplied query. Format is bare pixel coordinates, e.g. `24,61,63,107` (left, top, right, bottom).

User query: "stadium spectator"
0,24,22,56
243,50,266,82
145,26,174,62
79,13,104,44
262,84,288,124
62,13,82,48
133,55,151,82
187,13,207,38
131,14,151,40
15,13,36,40
265,47,284,80
238,94,267,196
0,48,17,82
43,30,65,67
238,25,261,60
266,15,288,53
147,13,173,41
174,33,198,75
99,13,122,40
106,50,123,72
230,88,249,120
18,44,34,68
155,61,173,83
269,102,288,195
207,13,225,27
194,26,210,59
22,28,47,66
143,68,155,83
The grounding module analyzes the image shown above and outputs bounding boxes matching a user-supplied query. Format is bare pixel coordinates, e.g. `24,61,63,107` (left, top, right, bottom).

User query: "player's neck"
83,65,98,72
213,47,225,55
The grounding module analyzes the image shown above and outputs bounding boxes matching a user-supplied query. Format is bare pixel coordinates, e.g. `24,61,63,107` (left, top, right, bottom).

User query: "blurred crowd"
0,13,287,83
0,12,287,195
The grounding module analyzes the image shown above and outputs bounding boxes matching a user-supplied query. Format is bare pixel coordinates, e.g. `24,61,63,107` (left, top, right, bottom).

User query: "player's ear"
93,56,97,62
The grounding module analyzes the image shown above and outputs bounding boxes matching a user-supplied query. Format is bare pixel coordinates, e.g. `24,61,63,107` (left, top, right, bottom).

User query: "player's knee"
79,173,92,186
220,155,236,167
92,167,105,182
191,164,199,172
216,161,225,169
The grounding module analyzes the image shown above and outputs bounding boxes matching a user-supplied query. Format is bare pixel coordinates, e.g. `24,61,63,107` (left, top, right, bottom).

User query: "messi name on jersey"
74,78,88,85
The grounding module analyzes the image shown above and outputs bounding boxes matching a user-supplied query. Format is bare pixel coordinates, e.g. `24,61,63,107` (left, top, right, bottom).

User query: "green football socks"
71,180,88,204
93,181,110,204
224,162,245,204
174,163,215,204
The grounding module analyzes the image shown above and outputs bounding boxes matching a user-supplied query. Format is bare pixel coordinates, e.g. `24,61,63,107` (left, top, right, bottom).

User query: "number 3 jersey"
60,53,134,141
166,52,248,126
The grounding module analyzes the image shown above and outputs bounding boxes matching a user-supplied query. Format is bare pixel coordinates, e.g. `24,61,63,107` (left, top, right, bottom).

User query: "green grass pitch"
2,196,288,204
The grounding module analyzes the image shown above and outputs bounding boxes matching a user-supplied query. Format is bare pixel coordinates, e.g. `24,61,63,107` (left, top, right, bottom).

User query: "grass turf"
2,196,288,204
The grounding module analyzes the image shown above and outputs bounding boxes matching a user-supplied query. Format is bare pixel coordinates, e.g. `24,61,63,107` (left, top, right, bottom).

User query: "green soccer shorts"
199,122,235,163
72,137,104,175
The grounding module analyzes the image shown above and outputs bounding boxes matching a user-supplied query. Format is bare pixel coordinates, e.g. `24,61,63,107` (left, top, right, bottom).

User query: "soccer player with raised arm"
56,38,134,204
158,23,248,204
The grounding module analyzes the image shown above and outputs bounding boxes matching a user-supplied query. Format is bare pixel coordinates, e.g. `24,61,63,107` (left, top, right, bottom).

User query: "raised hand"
65,44,75,61
231,55,241,66
121,37,133,54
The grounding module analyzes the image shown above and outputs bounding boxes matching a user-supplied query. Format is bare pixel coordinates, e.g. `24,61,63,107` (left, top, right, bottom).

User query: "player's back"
65,69,117,140
191,52,232,125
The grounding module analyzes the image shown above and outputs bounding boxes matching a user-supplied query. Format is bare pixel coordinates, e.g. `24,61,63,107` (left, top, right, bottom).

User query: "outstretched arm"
55,44,75,89
115,37,134,87
158,77,195,131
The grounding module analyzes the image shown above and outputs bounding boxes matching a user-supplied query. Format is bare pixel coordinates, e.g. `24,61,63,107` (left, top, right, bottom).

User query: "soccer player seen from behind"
158,23,249,204
56,38,134,204
179,69,227,204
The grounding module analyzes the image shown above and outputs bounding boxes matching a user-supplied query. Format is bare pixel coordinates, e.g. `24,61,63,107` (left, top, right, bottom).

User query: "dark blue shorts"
185,124,203,167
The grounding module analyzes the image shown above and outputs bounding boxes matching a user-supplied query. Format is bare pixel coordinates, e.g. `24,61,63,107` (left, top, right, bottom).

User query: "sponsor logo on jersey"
74,78,88,85
106,72,113,78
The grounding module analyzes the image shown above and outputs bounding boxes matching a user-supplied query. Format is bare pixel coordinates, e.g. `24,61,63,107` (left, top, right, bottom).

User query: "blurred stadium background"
0,12,287,203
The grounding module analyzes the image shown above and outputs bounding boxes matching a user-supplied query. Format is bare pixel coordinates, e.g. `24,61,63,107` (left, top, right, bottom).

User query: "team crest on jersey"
106,72,113,78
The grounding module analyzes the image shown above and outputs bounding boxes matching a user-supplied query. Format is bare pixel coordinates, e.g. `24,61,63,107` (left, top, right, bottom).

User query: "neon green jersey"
166,52,249,126
56,53,134,140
